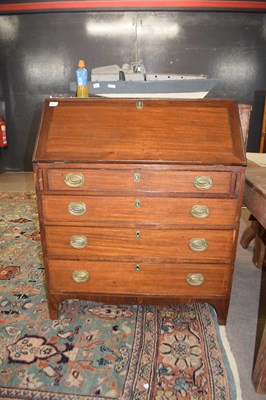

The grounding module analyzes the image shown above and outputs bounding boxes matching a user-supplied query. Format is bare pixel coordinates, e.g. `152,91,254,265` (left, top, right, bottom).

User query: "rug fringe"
220,326,243,400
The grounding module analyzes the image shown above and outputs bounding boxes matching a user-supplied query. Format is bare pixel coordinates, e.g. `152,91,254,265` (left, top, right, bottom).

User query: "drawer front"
48,260,230,296
42,195,238,226
45,226,234,262
47,169,232,194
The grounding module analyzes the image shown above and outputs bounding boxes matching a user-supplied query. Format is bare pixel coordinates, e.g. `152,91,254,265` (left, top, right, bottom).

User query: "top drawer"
46,169,232,195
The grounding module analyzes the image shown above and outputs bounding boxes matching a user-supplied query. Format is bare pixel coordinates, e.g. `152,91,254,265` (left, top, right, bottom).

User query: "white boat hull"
70,78,217,99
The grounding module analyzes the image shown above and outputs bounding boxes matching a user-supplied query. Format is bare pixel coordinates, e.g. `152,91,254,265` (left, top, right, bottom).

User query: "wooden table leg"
253,224,266,269
240,217,256,249
252,323,266,393
240,215,266,269
252,267,266,394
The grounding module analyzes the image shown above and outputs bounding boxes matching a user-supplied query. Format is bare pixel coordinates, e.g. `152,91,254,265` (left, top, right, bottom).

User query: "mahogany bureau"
33,98,246,324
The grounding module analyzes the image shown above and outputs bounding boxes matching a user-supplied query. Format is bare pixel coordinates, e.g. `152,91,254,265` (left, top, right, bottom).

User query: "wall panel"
0,11,265,170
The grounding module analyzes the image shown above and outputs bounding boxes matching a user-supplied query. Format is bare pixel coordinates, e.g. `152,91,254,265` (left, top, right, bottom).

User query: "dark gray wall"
0,11,265,171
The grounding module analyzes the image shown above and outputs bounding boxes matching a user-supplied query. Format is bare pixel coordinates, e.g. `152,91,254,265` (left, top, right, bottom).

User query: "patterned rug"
0,192,241,400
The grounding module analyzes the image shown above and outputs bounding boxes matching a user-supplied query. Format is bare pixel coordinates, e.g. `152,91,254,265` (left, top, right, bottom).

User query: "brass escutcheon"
186,273,204,286
193,175,213,190
70,235,88,249
64,172,84,187
68,202,87,216
135,199,141,208
135,264,141,272
134,172,141,183
191,205,210,219
136,101,143,110
72,270,89,283
135,230,141,239
189,238,208,252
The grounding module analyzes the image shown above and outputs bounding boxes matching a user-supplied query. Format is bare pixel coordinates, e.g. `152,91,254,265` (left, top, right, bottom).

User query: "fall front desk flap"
33,98,246,165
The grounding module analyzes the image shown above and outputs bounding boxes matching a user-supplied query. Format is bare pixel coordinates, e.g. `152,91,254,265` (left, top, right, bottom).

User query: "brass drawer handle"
186,273,204,286
189,238,208,251
72,270,89,283
191,205,210,219
70,235,88,249
193,175,213,190
68,202,87,216
64,173,84,187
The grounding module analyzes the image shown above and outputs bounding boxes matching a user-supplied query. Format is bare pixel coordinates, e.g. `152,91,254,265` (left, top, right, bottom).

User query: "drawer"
48,260,230,296
46,168,232,195
45,226,234,262
41,195,238,226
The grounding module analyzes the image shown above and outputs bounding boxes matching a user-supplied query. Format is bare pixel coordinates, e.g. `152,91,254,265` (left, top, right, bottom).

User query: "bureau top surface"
33,98,246,165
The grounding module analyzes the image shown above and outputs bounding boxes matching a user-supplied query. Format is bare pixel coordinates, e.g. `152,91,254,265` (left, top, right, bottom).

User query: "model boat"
70,62,217,99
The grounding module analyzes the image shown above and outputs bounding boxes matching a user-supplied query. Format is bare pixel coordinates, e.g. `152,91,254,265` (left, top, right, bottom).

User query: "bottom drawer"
48,260,230,297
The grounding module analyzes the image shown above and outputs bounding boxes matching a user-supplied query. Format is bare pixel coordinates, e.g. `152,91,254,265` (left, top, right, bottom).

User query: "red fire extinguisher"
0,114,8,147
